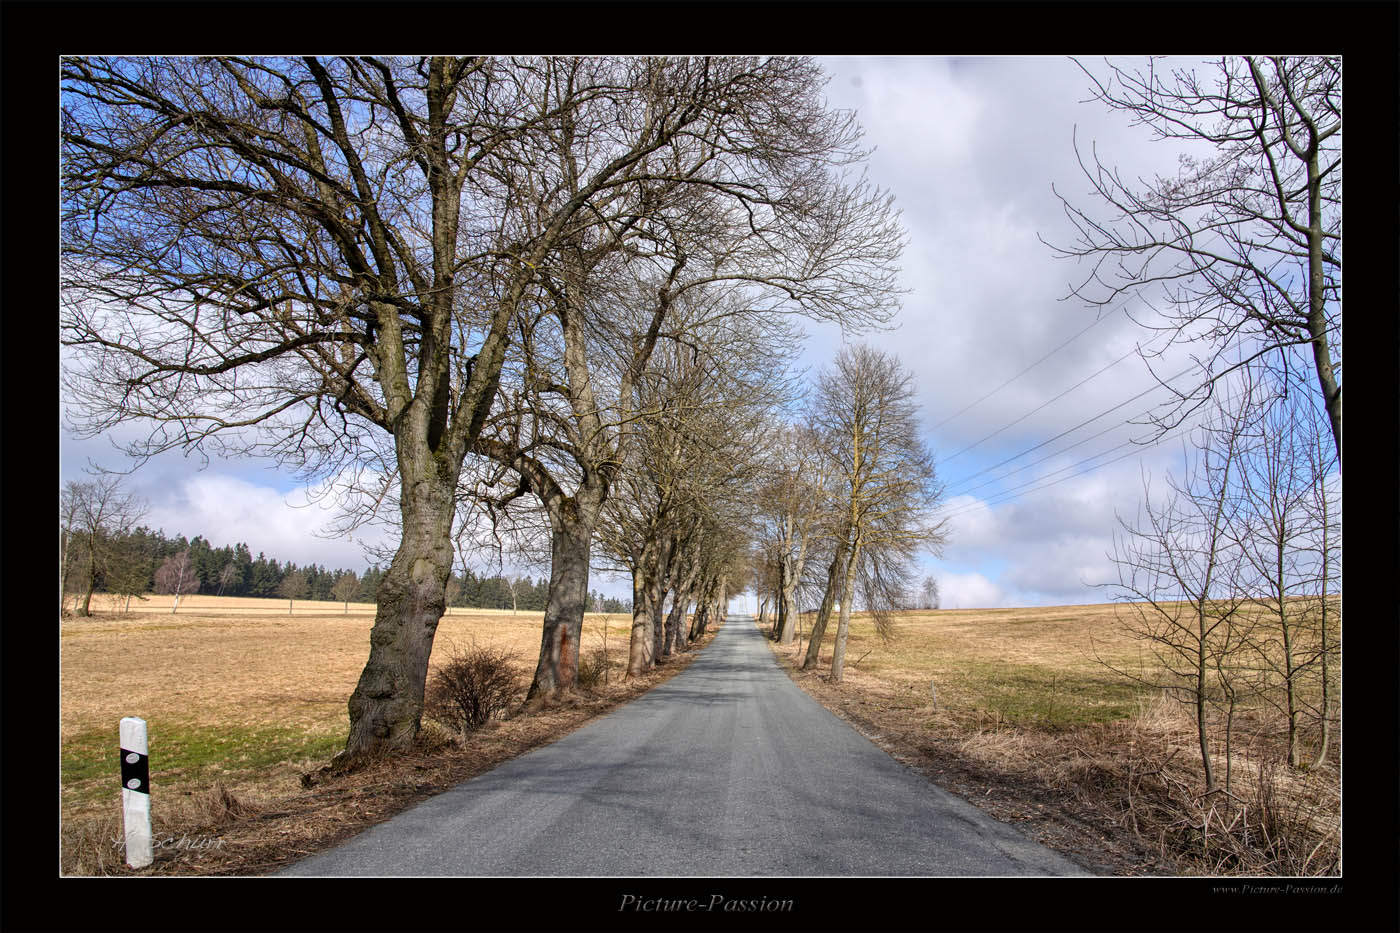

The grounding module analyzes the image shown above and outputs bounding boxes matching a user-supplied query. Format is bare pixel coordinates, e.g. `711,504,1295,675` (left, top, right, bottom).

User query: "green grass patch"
62,721,344,805
951,660,1153,726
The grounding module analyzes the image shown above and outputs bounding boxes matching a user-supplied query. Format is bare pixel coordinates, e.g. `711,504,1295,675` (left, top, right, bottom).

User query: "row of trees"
750,345,948,683
61,55,905,766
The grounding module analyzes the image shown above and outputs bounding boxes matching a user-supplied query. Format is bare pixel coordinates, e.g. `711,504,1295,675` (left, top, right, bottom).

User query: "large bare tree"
1047,56,1340,463
800,345,946,681
756,423,830,646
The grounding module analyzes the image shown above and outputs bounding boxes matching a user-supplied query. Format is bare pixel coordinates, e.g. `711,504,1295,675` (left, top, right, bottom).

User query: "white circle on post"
127,778,141,790
126,752,141,764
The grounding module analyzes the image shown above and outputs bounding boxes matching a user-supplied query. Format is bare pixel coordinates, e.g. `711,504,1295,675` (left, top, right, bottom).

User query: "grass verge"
60,610,720,876
763,606,1339,877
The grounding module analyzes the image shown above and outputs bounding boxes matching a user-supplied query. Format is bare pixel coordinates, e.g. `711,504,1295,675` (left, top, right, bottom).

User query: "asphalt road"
279,616,1090,876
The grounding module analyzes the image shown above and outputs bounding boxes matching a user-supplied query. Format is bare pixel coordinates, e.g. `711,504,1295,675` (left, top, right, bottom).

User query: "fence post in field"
119,716,152,869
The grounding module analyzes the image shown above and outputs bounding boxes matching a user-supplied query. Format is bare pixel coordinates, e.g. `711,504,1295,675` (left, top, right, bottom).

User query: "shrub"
577,646,610,689
424,643,521,735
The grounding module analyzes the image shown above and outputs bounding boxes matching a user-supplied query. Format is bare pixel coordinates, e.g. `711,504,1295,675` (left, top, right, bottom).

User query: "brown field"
767,600,1340,876
59,597,690,875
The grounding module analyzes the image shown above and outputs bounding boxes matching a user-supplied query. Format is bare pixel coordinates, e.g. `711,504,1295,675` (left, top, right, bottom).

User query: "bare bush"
424,644,522,736
576,646,611,690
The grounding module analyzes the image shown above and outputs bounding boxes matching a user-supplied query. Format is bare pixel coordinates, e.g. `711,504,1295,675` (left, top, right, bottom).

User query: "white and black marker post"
119,717,152,869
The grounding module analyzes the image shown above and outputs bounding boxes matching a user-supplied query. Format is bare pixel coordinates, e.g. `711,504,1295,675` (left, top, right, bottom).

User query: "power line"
935,376,1257,523
943,415,1137,497
938,363,1196,486
931,301,1129,431
936,425,1196,522
940,342,1143,464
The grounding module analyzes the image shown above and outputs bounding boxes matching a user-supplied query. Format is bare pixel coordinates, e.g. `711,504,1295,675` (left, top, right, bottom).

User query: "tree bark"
627,562,655,677
525,509,595,701
829,538,863,682
79,536,98,616
776,540,809,646
651,539,673,661
1311,488,1333,770
664,588,690,655
337,465,456,766
802,541,848,671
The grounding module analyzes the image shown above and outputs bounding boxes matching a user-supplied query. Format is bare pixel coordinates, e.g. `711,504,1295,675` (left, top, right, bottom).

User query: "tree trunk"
627,562,655,677
1195,603,1215,793
664,589,690,655
79,543,97,616
525,506,596,701
1279,569,1299,769
776,542,808,645
1305,149,1341,464
829,538,863,682
802,541,848,671
1311,491,1333,770
337,468,456,766
650,540,672,661
652,589,668,661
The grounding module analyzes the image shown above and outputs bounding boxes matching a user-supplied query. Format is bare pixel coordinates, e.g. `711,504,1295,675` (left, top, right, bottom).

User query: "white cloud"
937,571,1007,610
144,474,387,571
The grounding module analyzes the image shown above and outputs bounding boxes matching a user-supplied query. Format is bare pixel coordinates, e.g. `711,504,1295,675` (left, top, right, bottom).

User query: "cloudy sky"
788,55,1240,609
60,56,1243,609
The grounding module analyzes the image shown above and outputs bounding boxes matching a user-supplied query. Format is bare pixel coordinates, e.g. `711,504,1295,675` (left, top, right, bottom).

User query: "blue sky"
60,56,1302,609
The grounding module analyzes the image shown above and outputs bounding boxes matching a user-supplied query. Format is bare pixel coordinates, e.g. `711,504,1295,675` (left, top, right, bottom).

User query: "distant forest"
78,526,632,613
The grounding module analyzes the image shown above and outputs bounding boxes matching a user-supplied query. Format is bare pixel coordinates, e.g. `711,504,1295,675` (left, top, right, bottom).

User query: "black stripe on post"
120,748,149,795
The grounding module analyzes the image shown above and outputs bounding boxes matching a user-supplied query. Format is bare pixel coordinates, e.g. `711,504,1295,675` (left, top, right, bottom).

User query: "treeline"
58,508,629,615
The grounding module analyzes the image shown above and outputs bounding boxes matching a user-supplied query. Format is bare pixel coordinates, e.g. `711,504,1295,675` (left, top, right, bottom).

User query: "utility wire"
940,343,1143,464
931,301,1129,431
939,363,1196,484
936,424,1196,522
936,375,1254,522
943,416,1137,497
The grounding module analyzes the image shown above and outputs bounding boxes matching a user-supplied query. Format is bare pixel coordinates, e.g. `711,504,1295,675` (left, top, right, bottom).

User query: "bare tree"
59,486,84,617
594,315,778,677
918,573,941,610
154,549,200,613
1046,56,1340,462
58,477,148,616
280,569,309,613
216,561,238,598
467,57,901,701
758,423,831,647
106,535,153,612
1301,404,1339,768
1229,383,1320,768
332,571,360,613
1103,390,1255,793
802,345,947,682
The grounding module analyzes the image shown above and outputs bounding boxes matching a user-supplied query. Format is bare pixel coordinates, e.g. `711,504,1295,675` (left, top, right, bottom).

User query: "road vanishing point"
280,616,1090,876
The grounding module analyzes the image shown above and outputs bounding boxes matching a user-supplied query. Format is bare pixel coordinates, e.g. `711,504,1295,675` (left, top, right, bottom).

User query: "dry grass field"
769,601,1340,876
59,597,672,875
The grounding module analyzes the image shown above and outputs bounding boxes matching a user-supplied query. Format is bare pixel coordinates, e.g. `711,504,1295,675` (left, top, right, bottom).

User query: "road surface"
279,616,1089,876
